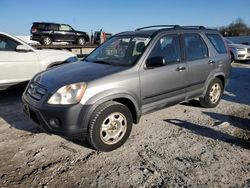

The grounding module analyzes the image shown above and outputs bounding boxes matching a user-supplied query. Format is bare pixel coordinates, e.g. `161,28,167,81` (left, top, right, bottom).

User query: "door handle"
209,60,216,65
177,66,186,71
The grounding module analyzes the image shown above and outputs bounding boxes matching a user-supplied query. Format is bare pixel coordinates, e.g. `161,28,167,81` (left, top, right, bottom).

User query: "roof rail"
181,26,206,29
135,25,180,31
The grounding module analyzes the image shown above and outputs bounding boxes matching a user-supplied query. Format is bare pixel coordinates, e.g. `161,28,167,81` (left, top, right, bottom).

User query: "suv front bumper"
235,49,250,60
22,90,91,137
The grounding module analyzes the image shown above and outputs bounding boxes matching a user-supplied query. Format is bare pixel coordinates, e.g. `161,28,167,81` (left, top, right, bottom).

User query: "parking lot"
0,62,249,187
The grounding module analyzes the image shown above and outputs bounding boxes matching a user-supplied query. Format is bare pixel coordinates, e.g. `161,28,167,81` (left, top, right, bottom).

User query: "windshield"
86,36,151,66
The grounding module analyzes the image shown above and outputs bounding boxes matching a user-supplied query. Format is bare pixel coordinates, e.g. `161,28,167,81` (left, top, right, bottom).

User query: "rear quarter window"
206,33,227,54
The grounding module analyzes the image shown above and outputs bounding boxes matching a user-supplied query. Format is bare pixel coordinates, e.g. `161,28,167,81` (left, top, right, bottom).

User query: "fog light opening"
49,118,60,128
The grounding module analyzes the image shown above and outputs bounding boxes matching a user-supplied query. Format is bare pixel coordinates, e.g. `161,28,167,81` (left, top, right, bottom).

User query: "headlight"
236,48,245,51
48,82,87,105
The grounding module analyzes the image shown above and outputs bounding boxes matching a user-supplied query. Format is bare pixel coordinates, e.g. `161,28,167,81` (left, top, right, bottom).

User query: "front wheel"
87,101,133,152
77,37,86,45
199,78,223,108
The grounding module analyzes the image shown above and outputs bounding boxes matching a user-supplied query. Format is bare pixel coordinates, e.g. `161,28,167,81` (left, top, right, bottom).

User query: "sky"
1,0,250,36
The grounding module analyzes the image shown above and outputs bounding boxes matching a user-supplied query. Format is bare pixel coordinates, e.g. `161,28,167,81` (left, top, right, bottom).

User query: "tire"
41,36,52,45
77,37,86,45
199,78,223,108
87,101,133,152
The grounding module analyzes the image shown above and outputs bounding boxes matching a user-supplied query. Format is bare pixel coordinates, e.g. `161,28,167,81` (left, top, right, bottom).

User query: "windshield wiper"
92,60,112,65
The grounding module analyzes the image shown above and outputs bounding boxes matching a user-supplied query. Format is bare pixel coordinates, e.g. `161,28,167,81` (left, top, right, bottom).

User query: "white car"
0,32,78,90
225,38,250,62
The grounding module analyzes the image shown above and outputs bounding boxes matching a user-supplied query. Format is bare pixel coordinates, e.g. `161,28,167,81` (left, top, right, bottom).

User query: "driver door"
140,34,188,113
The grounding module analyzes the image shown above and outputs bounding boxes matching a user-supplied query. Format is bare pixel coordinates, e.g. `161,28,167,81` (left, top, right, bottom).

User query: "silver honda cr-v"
23,25,231,151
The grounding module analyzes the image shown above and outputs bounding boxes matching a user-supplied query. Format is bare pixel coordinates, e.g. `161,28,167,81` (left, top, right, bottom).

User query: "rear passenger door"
205,33,230,70
47,24,60,41
182,33,215,98
140,34,188,113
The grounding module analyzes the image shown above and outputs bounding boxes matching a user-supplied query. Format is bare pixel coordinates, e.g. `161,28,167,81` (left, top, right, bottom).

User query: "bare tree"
219,18,250,36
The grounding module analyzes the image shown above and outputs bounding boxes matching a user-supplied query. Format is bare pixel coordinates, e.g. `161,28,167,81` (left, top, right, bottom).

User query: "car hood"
35,49,75,58
227,43,250,49
75,30,86,34
34,61,127,92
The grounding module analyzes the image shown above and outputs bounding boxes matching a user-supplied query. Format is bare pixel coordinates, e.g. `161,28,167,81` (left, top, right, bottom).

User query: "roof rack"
135,25,207,31
181,26,206,29
135,25,180,31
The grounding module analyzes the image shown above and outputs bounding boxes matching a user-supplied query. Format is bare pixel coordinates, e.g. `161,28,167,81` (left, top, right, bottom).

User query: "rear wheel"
41,36,52,45
87,101,133,152
199,78,223,108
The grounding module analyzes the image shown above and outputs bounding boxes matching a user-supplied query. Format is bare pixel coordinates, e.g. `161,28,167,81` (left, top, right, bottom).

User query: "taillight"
32,28,37,33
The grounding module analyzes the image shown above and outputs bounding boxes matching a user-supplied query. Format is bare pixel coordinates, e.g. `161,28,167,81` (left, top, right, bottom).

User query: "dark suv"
31,22,90,45
23,25,231,151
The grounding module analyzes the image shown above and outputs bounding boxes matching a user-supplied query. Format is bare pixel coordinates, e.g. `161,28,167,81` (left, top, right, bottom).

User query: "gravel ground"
0,63,249,188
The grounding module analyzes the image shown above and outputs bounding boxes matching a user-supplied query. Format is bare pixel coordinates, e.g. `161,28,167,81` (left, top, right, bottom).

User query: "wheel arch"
202,72,225,97
41,35,54,43
83,93,141,126
216,75,225,89
112,97,139,124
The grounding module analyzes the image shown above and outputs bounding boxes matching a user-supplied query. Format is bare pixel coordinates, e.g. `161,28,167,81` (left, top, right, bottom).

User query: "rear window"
206,33,227,54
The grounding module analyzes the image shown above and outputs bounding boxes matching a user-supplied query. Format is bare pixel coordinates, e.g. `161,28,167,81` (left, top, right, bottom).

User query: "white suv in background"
225,38,250,62
0,32,78,90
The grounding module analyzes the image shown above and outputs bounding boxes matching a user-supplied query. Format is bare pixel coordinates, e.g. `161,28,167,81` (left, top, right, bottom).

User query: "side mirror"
16,45,32,52
146,56,166,68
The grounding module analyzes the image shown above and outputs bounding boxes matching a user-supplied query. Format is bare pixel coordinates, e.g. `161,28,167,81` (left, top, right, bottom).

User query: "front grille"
247,48,250,53
27,82,47,101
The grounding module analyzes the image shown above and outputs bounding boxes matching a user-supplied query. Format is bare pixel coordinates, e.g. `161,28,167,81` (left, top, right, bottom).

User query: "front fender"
39,54,77,69
79,89,141,127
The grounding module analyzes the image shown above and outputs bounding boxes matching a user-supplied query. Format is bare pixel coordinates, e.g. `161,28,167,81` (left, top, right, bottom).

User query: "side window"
0,35,20,51
206,33,227,54
37,24,46,29
149,34,181,63
59,25,72,31
184,34,208,61
48,24,59,30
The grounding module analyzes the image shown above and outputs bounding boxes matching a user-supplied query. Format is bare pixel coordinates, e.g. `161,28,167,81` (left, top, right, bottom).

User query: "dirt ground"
0,63,249,188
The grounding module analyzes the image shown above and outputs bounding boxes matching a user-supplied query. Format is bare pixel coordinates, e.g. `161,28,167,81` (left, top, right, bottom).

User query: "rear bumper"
22,92,92,137
30,34,41,42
